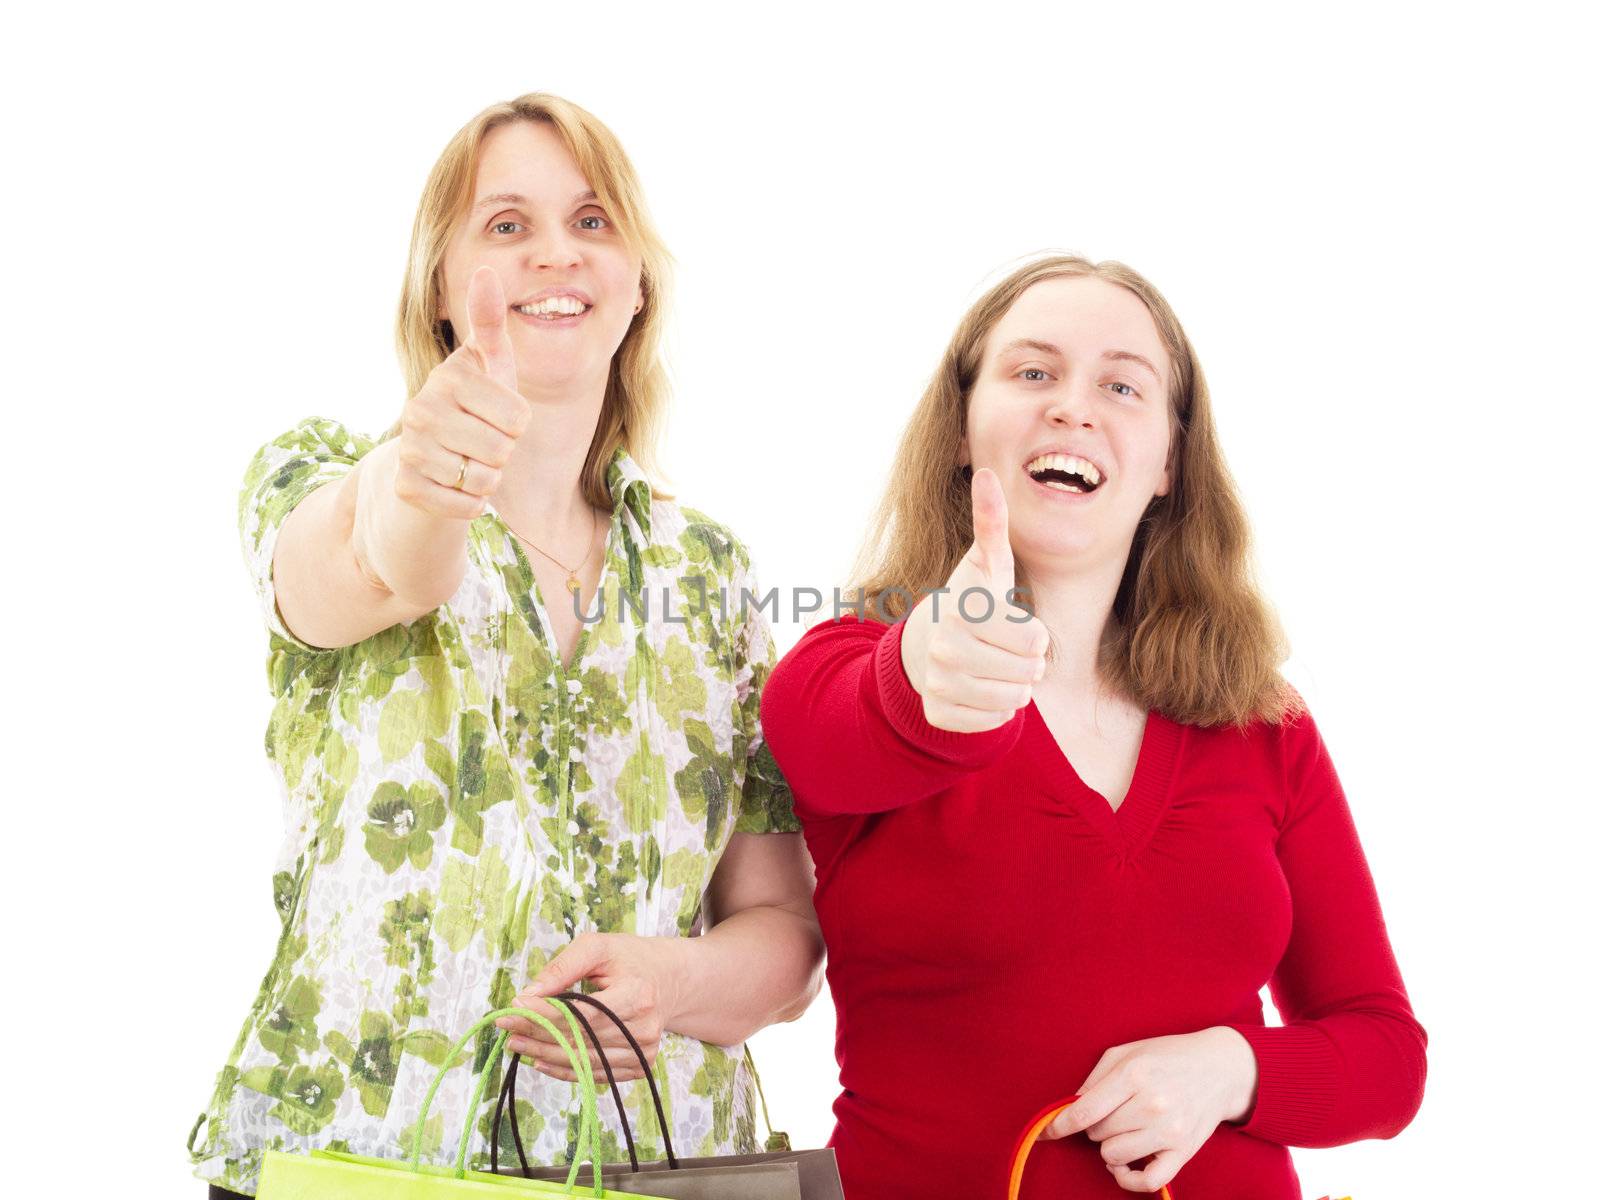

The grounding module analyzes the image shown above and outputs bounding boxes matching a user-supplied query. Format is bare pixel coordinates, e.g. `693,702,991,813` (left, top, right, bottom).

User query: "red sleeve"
1225,706,1429,1148
761,615,1026,819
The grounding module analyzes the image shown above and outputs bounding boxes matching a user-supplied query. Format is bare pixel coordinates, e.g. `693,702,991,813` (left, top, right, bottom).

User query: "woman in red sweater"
760,255,1426,1199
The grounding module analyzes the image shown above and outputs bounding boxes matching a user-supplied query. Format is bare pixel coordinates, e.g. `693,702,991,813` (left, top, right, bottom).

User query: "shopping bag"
257,1001,674,1198
490,991,844,1199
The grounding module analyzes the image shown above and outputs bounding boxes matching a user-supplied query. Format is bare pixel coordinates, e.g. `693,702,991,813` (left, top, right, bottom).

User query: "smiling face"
436,119,644,397
959,275,1175,575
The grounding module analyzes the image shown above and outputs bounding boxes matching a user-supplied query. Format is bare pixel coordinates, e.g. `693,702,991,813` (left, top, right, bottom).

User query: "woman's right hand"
899,467,1049,732
394,265,531,520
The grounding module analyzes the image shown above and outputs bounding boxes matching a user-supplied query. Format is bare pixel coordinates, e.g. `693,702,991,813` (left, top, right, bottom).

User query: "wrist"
898,597,931,695
1210,1026,1259,1124
646,932,698,1032
348,445,395,587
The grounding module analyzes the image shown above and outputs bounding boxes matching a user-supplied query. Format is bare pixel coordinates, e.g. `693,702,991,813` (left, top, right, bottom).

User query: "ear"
1154,423,1176,497
633,281,645,315
957,433,971,470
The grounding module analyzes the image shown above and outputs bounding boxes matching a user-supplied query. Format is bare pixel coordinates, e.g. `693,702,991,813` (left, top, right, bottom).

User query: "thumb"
968,467,1014,590
1040,1094,1091,1141
1028,1095,1082,1143
517,936,607,1003
464,265,517,389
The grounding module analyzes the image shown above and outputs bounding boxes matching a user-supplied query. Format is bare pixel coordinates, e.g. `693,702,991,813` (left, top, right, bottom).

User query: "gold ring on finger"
454,454,469,489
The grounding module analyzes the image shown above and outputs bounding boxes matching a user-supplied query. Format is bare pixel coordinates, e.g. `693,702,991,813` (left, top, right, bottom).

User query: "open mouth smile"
1024,451,1105,495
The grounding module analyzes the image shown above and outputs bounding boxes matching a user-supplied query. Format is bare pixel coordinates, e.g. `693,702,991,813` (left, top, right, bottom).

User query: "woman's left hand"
1037,1027,1259,1193
495,932,685,1084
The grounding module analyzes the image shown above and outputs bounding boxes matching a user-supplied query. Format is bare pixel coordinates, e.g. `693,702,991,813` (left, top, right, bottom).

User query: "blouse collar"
604,445,655,543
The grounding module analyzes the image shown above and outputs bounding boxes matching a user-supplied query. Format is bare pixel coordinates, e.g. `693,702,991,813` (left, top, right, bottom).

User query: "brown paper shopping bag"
488,992,844,1200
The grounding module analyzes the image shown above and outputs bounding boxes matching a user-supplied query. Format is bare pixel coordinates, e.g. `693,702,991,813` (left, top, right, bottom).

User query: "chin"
1015,533,1100,572
513,352,592,391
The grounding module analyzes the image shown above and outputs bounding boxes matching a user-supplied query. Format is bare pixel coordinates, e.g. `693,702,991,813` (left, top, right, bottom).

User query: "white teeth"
1025,452,1103,485
515,296,588,316
1041,479,1086,494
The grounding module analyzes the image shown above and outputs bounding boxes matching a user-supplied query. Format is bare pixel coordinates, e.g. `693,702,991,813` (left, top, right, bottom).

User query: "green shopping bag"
256,1001,673,1199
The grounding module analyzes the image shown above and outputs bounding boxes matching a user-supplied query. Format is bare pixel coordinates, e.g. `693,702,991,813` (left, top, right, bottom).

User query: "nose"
522,223,582,272
1043,379,1095,429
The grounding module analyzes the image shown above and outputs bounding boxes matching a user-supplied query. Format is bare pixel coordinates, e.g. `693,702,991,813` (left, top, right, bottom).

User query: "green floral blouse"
188,417,800,1195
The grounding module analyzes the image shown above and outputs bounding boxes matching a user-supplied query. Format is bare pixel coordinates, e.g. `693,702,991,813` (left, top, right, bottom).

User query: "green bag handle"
743,1043,791,1153
407,1002,604,1195
491,991,671,1176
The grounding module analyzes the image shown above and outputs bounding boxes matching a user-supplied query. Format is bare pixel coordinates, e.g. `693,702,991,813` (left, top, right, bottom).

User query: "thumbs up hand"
898,467,1050,733
392,265,532,519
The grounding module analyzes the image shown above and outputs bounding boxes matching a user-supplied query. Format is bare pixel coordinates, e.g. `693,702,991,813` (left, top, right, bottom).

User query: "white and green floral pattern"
188,417,799,1195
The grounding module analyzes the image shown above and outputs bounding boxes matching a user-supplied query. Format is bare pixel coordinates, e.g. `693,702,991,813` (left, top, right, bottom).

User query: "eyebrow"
996,338,1163,385
471,189,598,212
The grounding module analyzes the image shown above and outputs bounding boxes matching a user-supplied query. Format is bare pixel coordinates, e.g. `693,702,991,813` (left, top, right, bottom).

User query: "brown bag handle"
489,991,679,1176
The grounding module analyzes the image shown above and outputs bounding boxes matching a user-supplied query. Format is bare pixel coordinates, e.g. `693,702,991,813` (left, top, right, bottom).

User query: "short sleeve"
237,416,377,654
730,566,802,835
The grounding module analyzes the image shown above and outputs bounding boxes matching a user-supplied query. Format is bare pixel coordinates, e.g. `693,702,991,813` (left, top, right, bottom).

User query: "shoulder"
797,611,893,643
771,613,895,681
1177,684,1339,831
246,415,377,474
1168,681,1322,772
240,416,376,512
1178,680,1315,741
672,503,756,567
649,500,760,581
1269,686,1336,783
1248,682,1322,761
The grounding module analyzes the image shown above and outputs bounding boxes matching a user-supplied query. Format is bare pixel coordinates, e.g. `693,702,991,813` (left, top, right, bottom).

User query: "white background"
4,3,1594,1197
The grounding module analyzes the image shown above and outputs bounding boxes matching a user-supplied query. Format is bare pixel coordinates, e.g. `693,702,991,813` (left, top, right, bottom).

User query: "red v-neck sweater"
761,615,1426,1200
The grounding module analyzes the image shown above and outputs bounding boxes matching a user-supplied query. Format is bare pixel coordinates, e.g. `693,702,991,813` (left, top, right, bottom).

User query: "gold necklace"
498,505,603,595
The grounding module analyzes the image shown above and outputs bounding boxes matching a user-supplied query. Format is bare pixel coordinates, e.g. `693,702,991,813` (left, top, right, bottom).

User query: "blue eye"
491,220,523,235
1107,381,1139,398
1017,368,1051,382
577,214,609,230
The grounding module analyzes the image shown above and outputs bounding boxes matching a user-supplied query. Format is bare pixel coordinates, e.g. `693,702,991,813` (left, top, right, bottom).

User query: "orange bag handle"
1007,1095,1174,1200
1007,1095,1353,1199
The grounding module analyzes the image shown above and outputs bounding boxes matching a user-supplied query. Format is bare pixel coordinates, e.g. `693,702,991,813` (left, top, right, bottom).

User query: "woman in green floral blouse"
187,93,825,1198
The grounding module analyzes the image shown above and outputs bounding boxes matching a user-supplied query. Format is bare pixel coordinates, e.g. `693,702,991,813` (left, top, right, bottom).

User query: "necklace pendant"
567,573,581,595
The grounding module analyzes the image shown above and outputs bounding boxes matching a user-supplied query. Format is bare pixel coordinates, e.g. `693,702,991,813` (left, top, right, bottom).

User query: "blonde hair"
848,254,1300,729
383,92,675,508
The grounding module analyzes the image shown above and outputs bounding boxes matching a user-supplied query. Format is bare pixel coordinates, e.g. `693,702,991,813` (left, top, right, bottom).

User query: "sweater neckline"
1020,702,1185,859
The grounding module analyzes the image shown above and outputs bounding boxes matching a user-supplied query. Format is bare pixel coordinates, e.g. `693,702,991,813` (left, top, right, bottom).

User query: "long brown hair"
848,254,1300,729
381,92,675,509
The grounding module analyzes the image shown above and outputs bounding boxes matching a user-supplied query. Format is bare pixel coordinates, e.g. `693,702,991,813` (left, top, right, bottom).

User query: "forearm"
350,437,470,609
660,905,825,1047
1225,1007,1427,1147
763,616,1026,817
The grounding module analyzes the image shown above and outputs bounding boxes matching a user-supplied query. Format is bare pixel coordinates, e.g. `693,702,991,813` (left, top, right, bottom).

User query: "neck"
1018,552,1127,699
492,380,608,538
